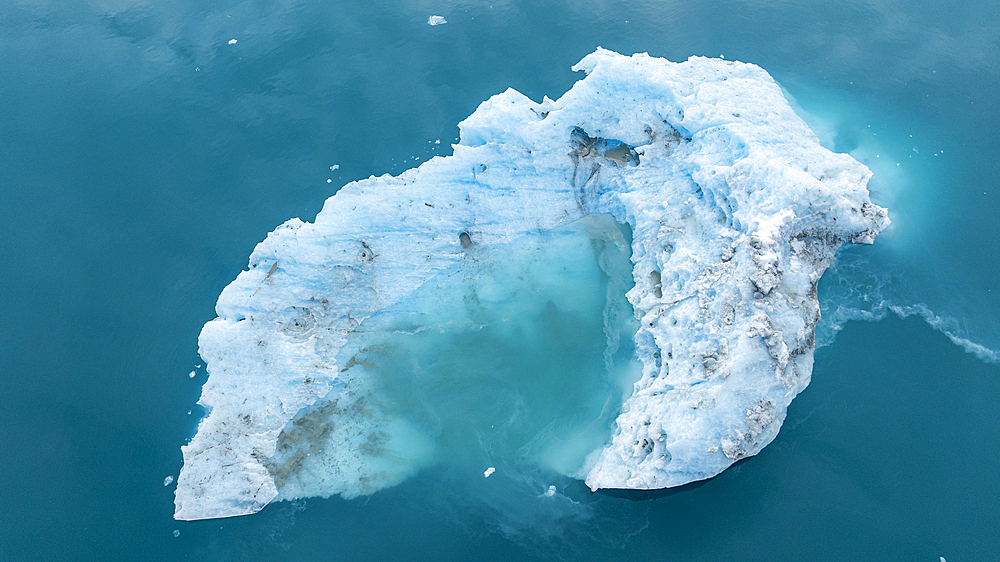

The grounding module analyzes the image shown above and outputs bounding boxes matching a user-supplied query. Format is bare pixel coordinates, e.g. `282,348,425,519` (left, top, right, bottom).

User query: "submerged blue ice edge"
261,215,643,501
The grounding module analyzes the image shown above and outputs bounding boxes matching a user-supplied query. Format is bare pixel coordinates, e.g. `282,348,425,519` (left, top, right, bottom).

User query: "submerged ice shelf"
175,48,888,520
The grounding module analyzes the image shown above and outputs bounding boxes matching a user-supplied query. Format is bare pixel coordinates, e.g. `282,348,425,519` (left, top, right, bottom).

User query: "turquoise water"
2,0,998,559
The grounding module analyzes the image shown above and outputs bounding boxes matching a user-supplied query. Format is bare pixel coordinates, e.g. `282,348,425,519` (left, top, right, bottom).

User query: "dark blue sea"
2,1,998,560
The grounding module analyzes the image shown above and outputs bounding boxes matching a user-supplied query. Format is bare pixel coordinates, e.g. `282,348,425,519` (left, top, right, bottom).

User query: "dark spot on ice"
650,270,663,298
359,241,376,263
459,231,472,249
569,126,640,167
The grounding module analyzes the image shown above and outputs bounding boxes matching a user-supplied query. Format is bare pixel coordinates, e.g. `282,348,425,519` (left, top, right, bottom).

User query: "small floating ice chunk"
544,485,556,497
173,529,180,538
427,15,447,26
434,139,441,144
164,475,174,486
327,179,332,183
228,39,237,45
484,467,495,478
188,371,196,379
330,165,339,171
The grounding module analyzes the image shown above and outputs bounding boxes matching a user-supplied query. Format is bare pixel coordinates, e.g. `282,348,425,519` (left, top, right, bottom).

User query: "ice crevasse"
174,48,888,520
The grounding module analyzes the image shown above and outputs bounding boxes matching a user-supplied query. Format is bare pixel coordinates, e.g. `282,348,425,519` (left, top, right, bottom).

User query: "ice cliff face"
174,48,888,520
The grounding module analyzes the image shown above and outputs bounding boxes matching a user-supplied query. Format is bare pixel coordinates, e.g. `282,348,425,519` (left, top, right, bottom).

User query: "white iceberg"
427,15,447,26
174,48,887,520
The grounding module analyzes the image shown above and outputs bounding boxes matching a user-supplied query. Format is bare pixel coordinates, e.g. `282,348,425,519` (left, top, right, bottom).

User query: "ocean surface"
1,0,998,560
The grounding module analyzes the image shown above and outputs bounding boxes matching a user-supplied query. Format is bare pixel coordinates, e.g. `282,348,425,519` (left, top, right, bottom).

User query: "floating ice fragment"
173,529,180,538
174,48,888,521
188,371,196,379
164,475,174,486
228,39,237,45
327,179,332,183
544,485,556,497
427,15,447,26
434,139,441,144
330,165,339,171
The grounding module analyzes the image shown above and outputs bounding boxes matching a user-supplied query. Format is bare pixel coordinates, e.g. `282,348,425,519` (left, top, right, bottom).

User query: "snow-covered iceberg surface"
175,48,888,520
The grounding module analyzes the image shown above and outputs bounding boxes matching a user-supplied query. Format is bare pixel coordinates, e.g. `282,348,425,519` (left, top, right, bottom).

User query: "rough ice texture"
174,48,888,520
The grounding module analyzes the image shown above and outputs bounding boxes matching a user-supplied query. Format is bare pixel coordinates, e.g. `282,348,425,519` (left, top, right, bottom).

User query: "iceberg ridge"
174,48,887,520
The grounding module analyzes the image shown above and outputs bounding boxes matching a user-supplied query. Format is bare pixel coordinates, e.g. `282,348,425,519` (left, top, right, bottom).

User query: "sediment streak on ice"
174,48,887,520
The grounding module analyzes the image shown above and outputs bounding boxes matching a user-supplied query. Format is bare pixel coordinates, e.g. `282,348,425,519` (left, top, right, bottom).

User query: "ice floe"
175,48,887,520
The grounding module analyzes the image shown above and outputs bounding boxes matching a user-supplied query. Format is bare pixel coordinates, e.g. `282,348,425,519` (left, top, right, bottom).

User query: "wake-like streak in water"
817,248,999,363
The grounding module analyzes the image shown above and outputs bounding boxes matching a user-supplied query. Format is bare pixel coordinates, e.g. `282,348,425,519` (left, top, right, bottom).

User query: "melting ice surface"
175,49,888,520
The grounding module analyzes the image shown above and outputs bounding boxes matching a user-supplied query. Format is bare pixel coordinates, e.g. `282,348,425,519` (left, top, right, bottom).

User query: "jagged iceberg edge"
174,48,888,520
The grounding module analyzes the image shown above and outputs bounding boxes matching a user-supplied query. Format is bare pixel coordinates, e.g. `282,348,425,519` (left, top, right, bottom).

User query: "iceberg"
174,48,888,520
